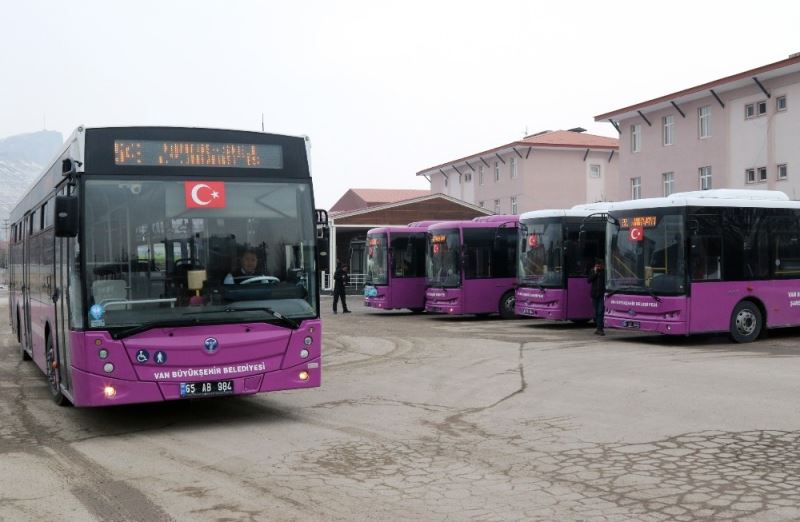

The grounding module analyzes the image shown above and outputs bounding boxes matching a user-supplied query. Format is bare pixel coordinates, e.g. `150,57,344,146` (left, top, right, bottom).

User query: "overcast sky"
2,0,799,208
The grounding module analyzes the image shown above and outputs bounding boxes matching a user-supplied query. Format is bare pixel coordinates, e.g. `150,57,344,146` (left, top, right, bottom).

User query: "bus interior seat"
92,279,127,305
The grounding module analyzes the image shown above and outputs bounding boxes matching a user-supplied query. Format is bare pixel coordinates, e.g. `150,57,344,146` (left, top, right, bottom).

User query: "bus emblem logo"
204,337,219,354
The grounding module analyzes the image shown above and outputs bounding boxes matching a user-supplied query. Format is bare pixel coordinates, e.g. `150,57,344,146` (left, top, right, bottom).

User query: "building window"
778,164,788,180
493,199,501,213
777,95,787,112
444,176,448,188
745,104,755,119
662,115,674,146
464,172,472,183
478,201,485,208
699,166,712,190
746,168,755,183
698,106,711,138
758,166,767,182
478,165,484,185
662,172,675,196
758,101,767,116
631,177,642,200
494,161,500,182
631,124,641,153
510,157,518,178
510,196,518,215
590,164,601,178
746,167,768,183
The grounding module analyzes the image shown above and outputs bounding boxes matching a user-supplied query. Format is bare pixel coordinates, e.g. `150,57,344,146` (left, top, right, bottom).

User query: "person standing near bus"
333,263,351,314
588,259,605,335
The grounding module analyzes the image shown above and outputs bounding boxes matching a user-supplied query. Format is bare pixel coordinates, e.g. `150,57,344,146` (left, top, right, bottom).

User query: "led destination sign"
619,216,657,228
114,140,283,169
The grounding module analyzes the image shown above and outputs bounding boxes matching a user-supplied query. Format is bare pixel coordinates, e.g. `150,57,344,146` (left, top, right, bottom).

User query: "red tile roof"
351,188,430,203
417,130,618,175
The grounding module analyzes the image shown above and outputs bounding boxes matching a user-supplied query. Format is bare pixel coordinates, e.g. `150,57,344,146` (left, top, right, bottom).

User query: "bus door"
54,233,72,392
22,215,32,352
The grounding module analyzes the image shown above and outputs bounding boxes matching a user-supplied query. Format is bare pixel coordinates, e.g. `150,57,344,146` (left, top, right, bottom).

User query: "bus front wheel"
730,301,763,343
499,291,516,319
45,334,70,406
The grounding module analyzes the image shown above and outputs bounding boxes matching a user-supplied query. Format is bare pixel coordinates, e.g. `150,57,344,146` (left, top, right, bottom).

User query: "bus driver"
224,248,274,284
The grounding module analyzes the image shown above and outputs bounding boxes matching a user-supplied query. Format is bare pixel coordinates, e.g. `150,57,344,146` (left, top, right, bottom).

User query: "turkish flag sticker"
629,226,644,241
185,181,226,208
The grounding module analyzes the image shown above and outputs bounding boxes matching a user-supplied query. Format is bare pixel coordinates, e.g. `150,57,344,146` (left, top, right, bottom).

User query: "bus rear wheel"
730,301,763,343
45,335,69,406
499,291,516,319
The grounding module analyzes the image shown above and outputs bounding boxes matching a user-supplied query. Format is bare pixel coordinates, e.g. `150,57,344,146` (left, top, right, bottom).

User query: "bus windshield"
607,211,686,295
426,229,461,287
84,179,317,332
518,220,564,288
366,233,388,285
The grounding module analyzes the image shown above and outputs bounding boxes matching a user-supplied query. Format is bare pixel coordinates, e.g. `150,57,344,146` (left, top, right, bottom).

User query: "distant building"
416,129,619,214
595,54,800,199
324,192,489,289
329,188,430,213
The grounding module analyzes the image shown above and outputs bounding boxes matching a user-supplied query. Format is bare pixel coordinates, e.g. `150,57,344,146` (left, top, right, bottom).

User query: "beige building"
595,54,800,199
416,129,620,214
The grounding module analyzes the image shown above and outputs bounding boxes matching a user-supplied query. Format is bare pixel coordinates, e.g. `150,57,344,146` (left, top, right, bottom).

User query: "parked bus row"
363,189,800,346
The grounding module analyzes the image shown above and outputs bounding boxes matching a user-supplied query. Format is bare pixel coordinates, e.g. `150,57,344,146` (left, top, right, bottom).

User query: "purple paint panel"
566,277,594,320
605,294,689,334
515,287,566,320
425,287,463,315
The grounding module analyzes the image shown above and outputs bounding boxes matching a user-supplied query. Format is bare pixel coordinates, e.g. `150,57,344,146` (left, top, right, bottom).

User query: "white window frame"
478,201,485,208
746,168,756,184
465,172,472,183
510,156,518,178
493,199,501,213
662,172,675,196
698,106,711,138
662,115,674,146
494,161,500,182
478,165,484,186
699,166,712,190
745,103,755,119
589,164,601,178
631,124,641,153
777,95,787,112
757,100,767,116
444,176,449,188
758,166,767,182
510,195,518,215
778,163,788,180
631,177,642,199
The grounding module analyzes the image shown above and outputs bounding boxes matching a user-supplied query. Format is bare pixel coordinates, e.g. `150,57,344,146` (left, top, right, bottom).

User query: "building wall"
425,146,620,214
615,70,800,200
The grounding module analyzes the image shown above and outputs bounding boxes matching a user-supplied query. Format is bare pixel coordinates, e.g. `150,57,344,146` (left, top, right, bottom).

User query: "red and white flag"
185,181,226,208
629,226,644,242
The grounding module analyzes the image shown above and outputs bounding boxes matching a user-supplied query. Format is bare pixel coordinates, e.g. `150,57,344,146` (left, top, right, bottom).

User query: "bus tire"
729,300,763,344
18,311,31,361
407,308,425,314
499,291,516,319
45,333,70,406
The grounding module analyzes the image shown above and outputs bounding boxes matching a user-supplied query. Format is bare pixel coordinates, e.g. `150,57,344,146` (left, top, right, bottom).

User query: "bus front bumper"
604,317,689,335
69,357,321,407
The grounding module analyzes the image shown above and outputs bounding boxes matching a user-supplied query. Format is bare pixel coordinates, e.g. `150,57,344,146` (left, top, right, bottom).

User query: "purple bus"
363,222,432,312
425,216,519,318
9,126,324,406
605,189,800,343
516,203,611,322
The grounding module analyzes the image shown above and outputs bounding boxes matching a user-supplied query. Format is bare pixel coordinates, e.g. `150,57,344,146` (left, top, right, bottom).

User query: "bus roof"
519,201,616,221
609,189,800,212
472,214,519,223
428,217,518,230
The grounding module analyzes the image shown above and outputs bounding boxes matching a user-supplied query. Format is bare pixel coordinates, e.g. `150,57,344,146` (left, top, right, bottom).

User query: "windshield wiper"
643,286,663,303
607,285,662,302
184,306,300,329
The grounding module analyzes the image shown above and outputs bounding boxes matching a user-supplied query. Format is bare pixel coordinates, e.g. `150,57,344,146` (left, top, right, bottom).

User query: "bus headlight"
98,349,109,359
300,349,309,359
103,363,114,373
298,371,309,381
103,386,117,398
304,336,313,346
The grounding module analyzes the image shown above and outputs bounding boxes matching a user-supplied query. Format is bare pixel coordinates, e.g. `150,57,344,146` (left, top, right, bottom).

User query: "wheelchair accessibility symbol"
135,349,149,363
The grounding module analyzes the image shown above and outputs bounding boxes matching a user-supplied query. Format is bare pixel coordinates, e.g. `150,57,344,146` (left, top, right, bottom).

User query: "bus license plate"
180,380,234,398
623,320,640,329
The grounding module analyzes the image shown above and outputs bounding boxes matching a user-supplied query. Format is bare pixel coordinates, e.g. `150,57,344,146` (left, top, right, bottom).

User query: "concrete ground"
2,294,800,521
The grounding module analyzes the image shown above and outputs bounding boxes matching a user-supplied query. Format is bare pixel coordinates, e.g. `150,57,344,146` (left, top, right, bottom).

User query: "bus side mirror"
54,196,79,237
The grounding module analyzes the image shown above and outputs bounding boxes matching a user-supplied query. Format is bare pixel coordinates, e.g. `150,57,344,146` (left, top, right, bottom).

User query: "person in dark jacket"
333,263,351,314
587,258,606,335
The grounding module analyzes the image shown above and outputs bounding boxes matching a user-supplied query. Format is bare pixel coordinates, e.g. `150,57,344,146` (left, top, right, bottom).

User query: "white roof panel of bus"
520,201,616,221
609,189,800,211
